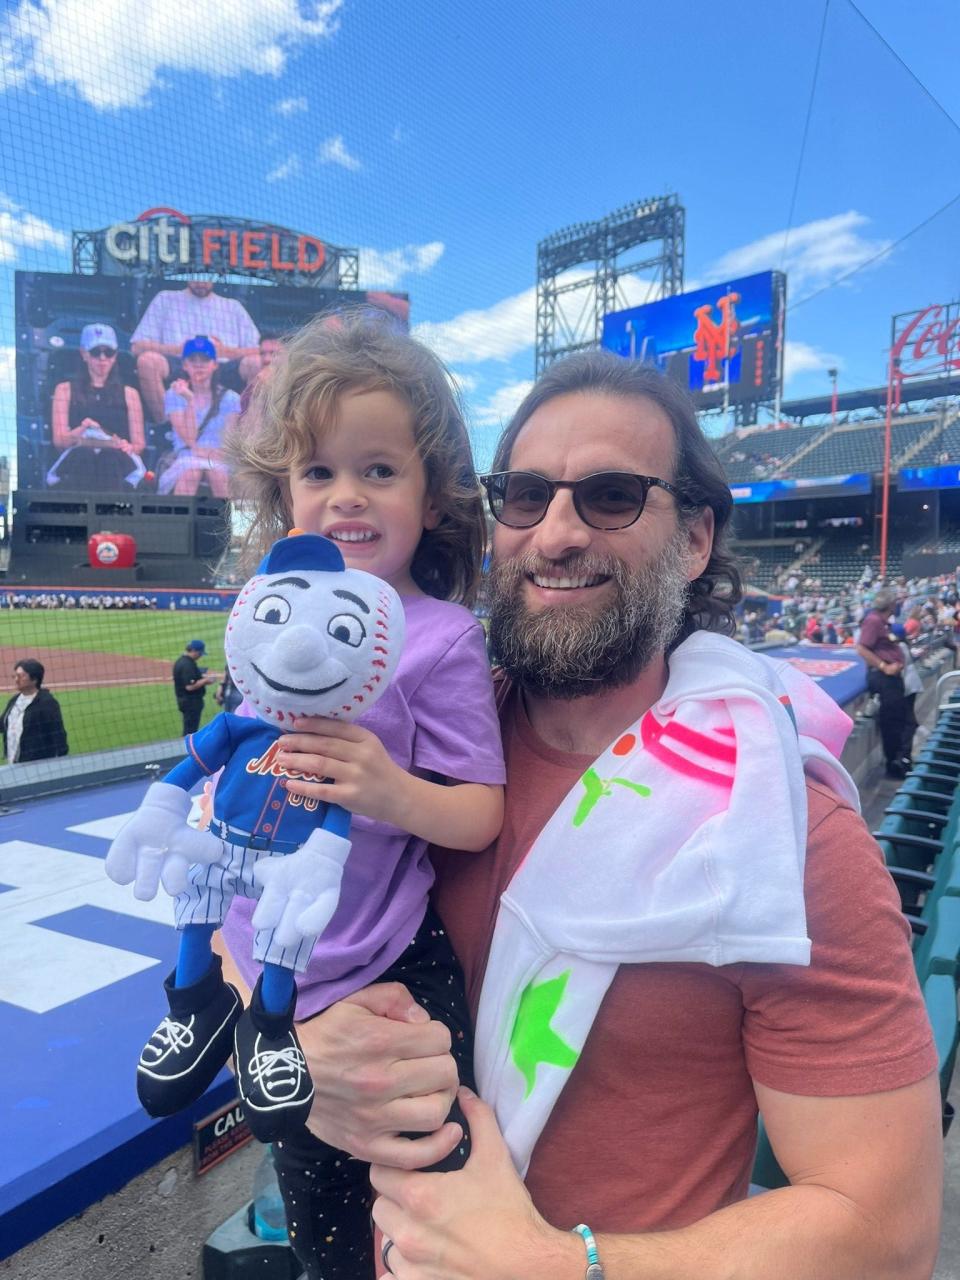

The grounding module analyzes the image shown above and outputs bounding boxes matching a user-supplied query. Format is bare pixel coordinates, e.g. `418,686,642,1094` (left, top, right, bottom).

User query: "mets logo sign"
692,290,741,383
95,540,120,565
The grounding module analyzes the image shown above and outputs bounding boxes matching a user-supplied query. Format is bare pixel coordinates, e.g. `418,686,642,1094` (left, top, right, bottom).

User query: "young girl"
221,311,505,1280
159,335,240,496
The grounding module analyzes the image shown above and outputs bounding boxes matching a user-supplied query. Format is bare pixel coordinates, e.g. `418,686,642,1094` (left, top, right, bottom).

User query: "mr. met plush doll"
105,532,404,1140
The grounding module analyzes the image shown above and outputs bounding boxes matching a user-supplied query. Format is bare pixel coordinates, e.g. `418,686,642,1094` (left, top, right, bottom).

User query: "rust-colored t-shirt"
431,680,936,1233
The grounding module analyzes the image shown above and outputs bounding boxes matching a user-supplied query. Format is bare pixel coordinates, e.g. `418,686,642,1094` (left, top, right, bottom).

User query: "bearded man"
219,353,941,1280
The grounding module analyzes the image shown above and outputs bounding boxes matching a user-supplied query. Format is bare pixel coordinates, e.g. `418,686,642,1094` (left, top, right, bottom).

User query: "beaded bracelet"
571,1223,605,1279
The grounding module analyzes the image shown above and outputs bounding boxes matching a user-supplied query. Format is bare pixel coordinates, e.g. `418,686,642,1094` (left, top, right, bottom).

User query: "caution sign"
193,1098,253,1176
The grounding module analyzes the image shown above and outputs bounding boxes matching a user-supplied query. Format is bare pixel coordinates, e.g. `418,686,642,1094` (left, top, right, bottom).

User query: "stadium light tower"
535,196,685,373
828,368,838,427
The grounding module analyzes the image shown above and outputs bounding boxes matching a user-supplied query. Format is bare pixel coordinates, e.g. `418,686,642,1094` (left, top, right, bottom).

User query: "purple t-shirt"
219,595,505,1017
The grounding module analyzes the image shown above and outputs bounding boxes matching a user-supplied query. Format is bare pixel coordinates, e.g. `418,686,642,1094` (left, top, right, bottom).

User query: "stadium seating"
905,526,960,559
714,424,822,484
735,543,797,589
753,679,960,1190
786,419,933,480
901,412,960,469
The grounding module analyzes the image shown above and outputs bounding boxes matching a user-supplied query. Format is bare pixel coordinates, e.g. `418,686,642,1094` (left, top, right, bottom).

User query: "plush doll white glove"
251,828,353,947
105,781,225,901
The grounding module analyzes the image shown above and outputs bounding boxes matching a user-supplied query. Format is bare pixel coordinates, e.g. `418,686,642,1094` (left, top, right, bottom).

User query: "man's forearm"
594,1184,936,1280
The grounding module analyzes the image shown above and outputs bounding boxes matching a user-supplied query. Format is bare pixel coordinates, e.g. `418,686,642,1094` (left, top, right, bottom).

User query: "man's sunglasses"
479,470,681,531
88,347,117,359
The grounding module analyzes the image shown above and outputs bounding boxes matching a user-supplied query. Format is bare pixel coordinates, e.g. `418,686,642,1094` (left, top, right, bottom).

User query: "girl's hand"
171,378,193,400
370,1089,578,1280
278,719,413,827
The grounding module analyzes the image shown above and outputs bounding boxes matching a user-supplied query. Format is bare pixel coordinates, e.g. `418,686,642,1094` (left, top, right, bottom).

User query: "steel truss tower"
535,195,685,374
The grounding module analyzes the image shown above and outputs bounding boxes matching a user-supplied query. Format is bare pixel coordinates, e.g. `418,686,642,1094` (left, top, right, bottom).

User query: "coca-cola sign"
891,301,960,377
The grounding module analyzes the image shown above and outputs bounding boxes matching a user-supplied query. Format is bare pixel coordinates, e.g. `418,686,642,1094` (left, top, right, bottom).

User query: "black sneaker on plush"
137,955,242,1116
234,976,314,1142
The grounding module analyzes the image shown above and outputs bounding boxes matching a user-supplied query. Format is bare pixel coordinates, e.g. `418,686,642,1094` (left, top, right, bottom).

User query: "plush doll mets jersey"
105,532,404,1140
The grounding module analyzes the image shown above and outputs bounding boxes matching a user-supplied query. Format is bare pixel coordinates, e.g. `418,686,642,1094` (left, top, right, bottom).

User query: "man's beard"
487,530,692,700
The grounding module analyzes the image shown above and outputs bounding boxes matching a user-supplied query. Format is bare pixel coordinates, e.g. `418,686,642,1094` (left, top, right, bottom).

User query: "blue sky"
1,0,959,475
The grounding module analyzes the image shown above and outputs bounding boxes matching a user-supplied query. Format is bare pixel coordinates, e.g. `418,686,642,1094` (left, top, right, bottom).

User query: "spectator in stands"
857,588,913,778
239,332,283,414
157,337,240,497
48,324,146,491
250,353,941,1280
172,639,218,736
131,277,259,421
1,659,68,763
260,331,281,370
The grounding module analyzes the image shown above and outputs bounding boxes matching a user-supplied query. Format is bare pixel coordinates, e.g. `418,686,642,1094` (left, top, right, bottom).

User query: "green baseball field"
1,609,230,755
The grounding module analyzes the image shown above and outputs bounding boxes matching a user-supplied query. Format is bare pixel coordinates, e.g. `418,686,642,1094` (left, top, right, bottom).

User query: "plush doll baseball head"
224,532,405,727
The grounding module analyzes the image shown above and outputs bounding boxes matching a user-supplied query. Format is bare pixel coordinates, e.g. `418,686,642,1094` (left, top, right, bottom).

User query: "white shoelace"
246,1044,306,1096
143,1016,195,1060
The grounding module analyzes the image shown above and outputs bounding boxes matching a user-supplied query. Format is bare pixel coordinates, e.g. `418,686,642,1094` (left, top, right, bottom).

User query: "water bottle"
251,1145,288,1242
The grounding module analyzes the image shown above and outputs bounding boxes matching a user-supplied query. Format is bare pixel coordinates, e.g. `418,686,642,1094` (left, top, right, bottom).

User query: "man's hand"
276,718,413,827
105,780,224,899
298,984,463,1169
370,1089,576,1280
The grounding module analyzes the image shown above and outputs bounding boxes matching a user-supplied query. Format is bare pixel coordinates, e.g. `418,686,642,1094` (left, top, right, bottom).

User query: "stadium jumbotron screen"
601,269,785,410
14,270,409,497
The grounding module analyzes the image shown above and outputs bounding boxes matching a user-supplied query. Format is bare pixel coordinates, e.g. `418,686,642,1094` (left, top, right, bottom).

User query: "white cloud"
274,95,307,115
358,241,444,289
705,212,892,295
265,153,301,183
414,271,662,367
318,134,360,171
783,340,841,385
0,0,341,109
0,347,15,393
471,380,535,428
414,284,537,364
449,370,478,395
0,194,68,263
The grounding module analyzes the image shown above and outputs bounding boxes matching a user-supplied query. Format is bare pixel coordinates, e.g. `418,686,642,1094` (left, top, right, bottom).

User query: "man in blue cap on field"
172,638,218,736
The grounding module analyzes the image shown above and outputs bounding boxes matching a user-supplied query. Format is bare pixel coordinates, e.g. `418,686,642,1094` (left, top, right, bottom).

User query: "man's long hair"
491,352,743,640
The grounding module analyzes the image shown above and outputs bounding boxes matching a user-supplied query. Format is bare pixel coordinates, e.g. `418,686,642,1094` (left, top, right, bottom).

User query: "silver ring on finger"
381,1238,396,1275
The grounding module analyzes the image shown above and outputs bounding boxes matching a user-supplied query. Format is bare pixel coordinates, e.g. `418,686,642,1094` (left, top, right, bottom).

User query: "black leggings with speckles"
272,904,476,1280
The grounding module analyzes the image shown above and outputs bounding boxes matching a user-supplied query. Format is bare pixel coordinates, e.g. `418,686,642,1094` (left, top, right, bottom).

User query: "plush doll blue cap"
256,530,345,576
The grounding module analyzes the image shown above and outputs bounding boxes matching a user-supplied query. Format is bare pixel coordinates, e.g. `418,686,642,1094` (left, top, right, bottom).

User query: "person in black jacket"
172,640,218,736
1,658,68,763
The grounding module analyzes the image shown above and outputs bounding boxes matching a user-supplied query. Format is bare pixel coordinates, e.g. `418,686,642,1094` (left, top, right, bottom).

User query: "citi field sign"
104,208,327,275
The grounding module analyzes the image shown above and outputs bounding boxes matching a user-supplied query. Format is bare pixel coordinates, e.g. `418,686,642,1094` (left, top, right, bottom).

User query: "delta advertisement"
601,270,786,410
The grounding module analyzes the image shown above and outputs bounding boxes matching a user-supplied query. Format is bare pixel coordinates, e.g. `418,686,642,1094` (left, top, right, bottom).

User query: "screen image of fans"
14,271,410,496
601,269,785,410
